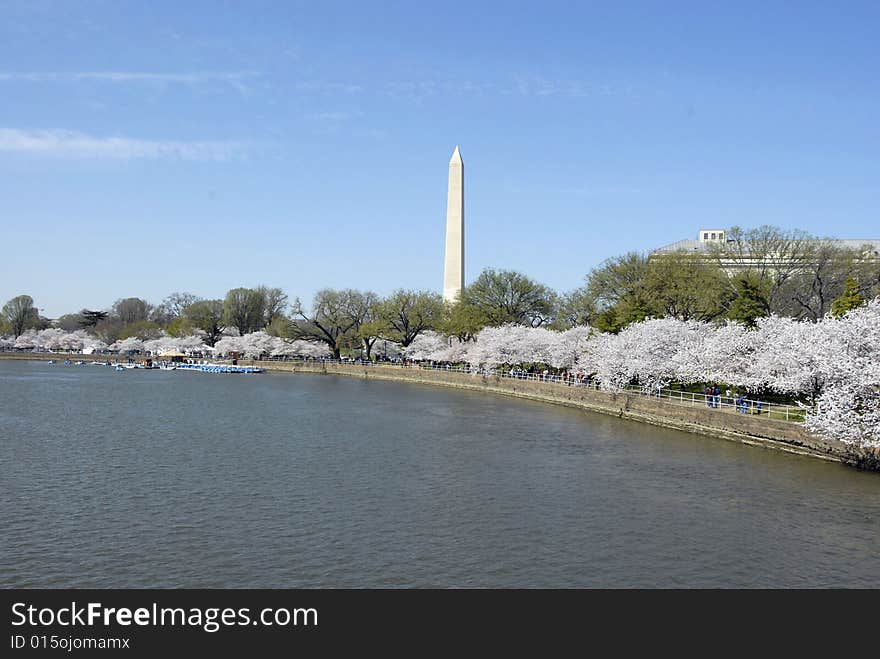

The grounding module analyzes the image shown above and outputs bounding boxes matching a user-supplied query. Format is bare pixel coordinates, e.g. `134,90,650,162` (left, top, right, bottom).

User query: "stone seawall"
246,360,857,466
0,352,127,362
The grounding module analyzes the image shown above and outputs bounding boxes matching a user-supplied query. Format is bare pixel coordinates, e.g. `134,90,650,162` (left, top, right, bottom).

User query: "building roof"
652,237,880,256
652,239,706,254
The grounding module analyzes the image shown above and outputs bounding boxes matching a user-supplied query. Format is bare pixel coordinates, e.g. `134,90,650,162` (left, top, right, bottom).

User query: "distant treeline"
2,225,878,358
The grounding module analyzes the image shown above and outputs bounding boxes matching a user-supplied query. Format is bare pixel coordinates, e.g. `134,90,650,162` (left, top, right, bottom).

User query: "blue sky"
1,1,878,318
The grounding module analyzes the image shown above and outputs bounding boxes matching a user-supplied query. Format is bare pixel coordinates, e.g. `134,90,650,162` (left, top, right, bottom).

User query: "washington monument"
443,146,464,303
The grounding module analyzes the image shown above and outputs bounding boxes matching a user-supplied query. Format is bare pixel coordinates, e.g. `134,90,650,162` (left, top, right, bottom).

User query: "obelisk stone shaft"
443,146,464,303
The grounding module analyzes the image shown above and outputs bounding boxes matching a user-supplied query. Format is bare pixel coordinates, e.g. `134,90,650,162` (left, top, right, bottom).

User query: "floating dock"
176,363,264,374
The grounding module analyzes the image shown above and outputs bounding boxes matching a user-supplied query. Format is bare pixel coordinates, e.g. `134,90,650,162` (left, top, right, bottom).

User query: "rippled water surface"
1,360,879,587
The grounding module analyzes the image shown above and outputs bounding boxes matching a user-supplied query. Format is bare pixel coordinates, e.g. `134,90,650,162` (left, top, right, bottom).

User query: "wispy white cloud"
304,111,361,122
0,129,248,161
293,81,364,94
370,78,633,100
380,80,499,100
303,110,365,137
0,71,633,99
509,77,634,98
0,71,260,85
292,77,613,99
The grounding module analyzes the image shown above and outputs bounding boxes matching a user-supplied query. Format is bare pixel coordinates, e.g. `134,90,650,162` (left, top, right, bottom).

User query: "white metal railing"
620,384,804,422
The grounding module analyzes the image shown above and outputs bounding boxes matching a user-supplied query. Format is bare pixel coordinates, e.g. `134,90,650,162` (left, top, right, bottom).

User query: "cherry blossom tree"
677,320,753,387
802,301,880,447
176,335,211,354
742,316,833,399
14,330,38,350
81,335,108,353
112,337,145,353
548,326,593,370
401,331,451,361
578,318,707,392
55,329,90,352
4,301,876,449
271,339,331,359
33,328,67,351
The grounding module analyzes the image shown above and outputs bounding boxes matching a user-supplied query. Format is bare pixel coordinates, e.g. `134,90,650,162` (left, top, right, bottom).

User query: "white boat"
115,365,125,372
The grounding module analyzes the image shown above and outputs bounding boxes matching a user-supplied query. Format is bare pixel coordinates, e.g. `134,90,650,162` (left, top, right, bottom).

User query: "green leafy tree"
775,242,869,320
112,297,153,324
79,309,108,328
586,252,650,310
118,320,164,340
161,292,202,319
584,252,652,332
438,300,489,342
357,314,386,359
223,288,266,335
584,251,730,331
265,316,293,338
707,224,816,315
641,252,731,322
591,291,654,333
56,313,86,332
2,295,40,337
185,300,226,346
552,286,596,329
165,317,196,337
831,276,865,318
256,286,289,326
376,289,443,346
290,289,376,358
463,268,556,327
727,275,771,328
93,318,124,344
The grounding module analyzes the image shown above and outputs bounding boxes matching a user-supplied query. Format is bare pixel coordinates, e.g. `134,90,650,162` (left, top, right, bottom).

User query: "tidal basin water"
1,360,879,588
